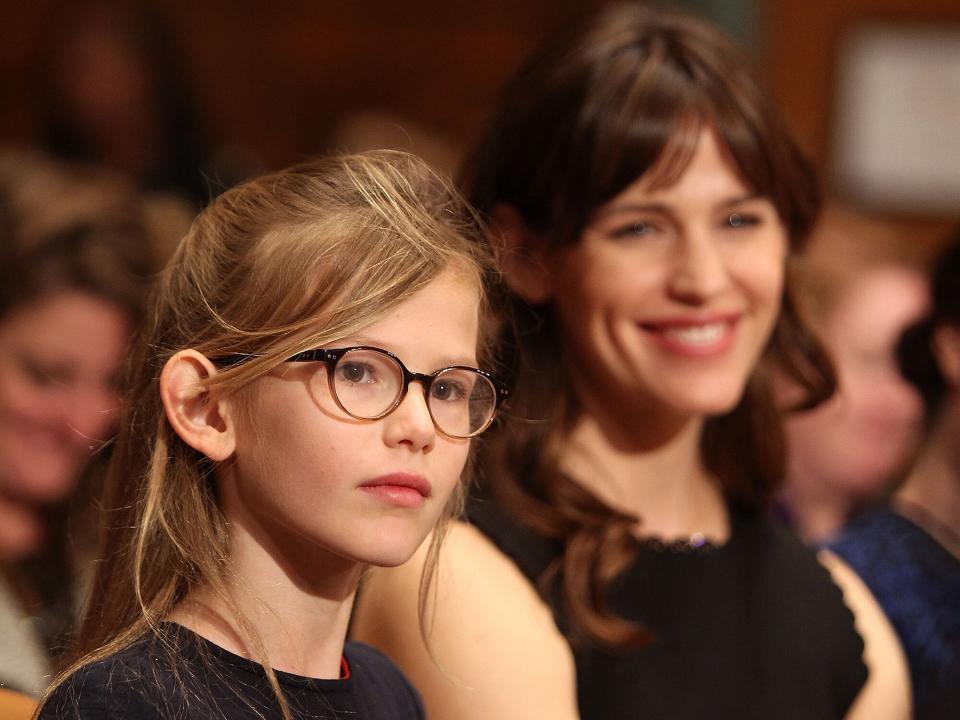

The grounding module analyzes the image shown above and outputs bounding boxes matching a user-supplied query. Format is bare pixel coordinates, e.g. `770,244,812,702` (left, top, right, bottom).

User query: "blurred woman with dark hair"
830,235,960,720
0,150,155,695
353,4,909,719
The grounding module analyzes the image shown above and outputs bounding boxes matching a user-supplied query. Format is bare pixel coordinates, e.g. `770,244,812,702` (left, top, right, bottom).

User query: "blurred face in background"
0,291,130,525
785,266,929,499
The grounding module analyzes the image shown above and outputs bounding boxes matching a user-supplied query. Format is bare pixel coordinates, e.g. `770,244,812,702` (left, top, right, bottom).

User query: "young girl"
353,5,910,719
38,150,505,719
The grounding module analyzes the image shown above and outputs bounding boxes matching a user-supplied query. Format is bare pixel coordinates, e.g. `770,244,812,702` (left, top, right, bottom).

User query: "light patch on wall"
832,24,960,214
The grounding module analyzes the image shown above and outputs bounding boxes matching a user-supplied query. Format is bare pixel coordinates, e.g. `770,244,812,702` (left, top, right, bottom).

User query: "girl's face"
0,291,130,507
550,128,787,425
222,267,480,569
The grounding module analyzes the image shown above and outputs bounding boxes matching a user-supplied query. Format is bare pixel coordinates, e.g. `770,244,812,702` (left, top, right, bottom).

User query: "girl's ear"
933,324,960,389
490,203,555,304
160,350,236,461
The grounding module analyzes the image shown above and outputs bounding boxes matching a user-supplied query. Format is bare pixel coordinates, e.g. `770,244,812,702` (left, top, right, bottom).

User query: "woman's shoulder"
356,519,566,644
732,505,858,601
817,548,912,720
352,521,578,720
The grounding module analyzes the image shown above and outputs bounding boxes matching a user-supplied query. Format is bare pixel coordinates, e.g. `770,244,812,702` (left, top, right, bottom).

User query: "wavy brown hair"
38,150,496,719
464,3,835,648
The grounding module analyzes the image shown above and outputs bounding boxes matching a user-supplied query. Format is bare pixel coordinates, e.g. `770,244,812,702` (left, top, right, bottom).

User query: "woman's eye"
337,362,374,384
724,212,760,229
611,219,659,239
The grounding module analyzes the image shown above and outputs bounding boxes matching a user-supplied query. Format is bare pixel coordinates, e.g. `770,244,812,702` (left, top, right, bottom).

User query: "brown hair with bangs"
464,2,834,647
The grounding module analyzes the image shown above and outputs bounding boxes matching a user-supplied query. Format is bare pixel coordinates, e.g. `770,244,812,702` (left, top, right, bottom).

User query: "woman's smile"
638,313,741,358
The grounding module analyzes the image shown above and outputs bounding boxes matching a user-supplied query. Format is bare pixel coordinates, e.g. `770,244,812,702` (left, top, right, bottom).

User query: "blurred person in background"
30,0,217,207
0,149,160,695
779,254,929,543
829,234,960,720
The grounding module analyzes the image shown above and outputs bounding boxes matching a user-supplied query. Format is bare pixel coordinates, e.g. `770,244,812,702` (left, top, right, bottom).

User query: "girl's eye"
430,379,468,403
337,362,375,384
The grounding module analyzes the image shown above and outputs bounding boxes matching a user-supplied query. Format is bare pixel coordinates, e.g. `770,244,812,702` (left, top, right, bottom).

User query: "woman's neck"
561,410,730,543
171,517,362,679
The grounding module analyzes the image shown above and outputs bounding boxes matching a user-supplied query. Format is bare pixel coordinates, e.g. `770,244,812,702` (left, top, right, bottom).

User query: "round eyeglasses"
218,346,509,439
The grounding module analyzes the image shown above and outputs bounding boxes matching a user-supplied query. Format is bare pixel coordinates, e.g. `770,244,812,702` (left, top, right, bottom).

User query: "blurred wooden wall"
0,1,591,174
1,0,957,256
765,0,960,264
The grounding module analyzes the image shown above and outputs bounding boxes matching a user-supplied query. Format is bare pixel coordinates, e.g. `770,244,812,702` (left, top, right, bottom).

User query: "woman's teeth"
661,323,727,345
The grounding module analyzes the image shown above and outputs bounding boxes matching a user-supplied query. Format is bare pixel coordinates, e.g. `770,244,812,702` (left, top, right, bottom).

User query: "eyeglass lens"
317,348,496,438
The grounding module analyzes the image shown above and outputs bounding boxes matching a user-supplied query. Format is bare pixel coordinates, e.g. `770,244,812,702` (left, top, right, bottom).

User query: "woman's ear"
933,324,960,389
160,350,236,461
490,203,555,304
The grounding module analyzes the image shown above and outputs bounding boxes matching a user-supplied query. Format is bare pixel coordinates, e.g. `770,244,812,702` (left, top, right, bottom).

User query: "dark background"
2,0,958,252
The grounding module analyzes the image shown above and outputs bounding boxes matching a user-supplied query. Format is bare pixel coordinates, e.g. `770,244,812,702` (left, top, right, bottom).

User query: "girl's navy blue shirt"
39,624,424,720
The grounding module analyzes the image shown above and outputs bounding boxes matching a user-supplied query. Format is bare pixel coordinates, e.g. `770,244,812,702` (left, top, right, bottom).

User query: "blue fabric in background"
829,507,960,720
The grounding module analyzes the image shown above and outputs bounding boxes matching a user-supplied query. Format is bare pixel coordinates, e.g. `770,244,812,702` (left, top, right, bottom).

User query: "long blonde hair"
43,150,496,717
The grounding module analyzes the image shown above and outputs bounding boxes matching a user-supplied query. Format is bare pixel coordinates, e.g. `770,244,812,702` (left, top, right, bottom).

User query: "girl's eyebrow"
333,337,479,369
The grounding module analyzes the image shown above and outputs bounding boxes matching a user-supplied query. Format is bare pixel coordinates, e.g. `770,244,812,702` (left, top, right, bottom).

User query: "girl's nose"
381,383,437,452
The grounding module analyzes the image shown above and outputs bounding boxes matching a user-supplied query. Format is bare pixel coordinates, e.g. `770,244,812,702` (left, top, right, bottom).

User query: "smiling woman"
351,4,911,720
35,150,502,720
550,129,788,423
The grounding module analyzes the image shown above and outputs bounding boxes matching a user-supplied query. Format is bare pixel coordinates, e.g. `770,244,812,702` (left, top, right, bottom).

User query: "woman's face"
221,268,480,570
549,128,787,426
0,291,131,504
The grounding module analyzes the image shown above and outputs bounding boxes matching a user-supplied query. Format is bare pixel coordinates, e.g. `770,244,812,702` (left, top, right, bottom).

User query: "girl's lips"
358,473,432,509
639,315,740,357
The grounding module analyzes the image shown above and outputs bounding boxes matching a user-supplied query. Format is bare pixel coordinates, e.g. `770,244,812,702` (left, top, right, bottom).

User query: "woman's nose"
667,232,730,302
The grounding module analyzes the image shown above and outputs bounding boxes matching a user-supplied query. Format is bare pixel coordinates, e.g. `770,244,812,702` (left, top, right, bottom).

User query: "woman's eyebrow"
593,202,672,219
595,193,765,219
720,192,764,207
